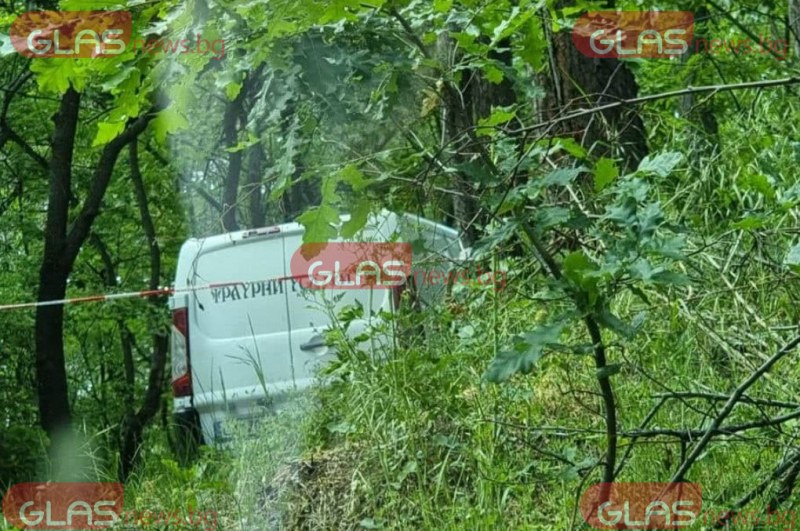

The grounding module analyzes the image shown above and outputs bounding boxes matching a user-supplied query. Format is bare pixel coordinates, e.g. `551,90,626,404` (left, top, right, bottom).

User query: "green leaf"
92,121,125,147
152,108,189,143
520,19,546,71
562,251,600,287
554,138,587,159
540,167,584,188
482,63,504,84
341,200,370,238
784,243,800,272
637,152,683,177
297,205,339,243
593,158,619,191
433,0,452,12
532,207,571,230
476,107,516,136
563,251,601,306
596,363,623,379
650,270,691,286
321,175,341,205
731,216,766,230
225,82,243,101
339,164,370,191
740,174,776,201
484,321,567,383
596,307,635,338
30,59,81,94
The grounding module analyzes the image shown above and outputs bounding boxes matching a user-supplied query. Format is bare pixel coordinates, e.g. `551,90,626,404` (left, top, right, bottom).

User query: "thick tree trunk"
438,35,516,245
221,92,245,232
36,87,81,438
35,89,157,443
540,23,648,170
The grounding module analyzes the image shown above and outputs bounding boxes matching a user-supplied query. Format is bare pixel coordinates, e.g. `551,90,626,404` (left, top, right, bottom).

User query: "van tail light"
171,307,192,398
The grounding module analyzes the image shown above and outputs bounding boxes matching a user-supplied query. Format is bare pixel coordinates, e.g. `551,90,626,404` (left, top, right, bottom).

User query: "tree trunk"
36,87,81,438
119,140,169,481
221,91,246,232
680,6,719,163
246,142,266,228
791,0,800,57
438,34,516,245
540,16,648,171
35,89,157,444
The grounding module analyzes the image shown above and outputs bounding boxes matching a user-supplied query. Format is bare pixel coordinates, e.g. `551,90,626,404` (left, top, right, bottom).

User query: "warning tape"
0,277,299,312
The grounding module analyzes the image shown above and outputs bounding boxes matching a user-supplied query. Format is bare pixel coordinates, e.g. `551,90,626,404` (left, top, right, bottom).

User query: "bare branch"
670,333,800,483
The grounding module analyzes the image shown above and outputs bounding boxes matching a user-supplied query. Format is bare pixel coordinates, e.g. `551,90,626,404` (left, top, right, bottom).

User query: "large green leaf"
593,157,619,192
484,321,567,383
636,152,683,177
297,205,340,243
785,243,800,272
341,200,371,238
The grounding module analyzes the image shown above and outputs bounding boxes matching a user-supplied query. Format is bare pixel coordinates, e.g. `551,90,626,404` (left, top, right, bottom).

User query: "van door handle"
299,334,326,351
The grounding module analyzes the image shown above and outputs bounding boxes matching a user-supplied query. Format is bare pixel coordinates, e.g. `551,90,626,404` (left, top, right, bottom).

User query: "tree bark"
680,6,719,163
791,0,800,57
221,91,246,232
437,34,516,245
35,89,157,442
119,140,169,481
246,141,266,227
540,13,648,171
36,87,81,439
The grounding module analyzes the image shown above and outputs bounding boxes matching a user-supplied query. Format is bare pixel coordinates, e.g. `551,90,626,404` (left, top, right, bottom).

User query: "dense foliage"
2,0,800,528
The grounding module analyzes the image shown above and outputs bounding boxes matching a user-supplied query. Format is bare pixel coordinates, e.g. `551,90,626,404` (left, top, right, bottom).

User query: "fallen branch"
625,407,800,440
512,77,800,135
670,333,800,483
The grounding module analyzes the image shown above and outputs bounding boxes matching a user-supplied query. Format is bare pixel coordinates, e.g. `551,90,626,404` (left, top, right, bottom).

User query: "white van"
169,211,463,450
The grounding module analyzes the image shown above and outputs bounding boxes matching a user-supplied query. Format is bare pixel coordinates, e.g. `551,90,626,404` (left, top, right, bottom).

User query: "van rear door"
187,228,294,434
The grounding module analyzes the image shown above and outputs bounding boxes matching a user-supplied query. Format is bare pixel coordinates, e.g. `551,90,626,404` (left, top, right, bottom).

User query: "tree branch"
670,333,800,483
518,220,618,487
64,106,161,266
512,77,800,136
625,406,800,440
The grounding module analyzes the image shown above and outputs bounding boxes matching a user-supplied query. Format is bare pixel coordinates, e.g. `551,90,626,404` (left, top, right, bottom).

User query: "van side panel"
187,234,292,441
281,227,395,383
